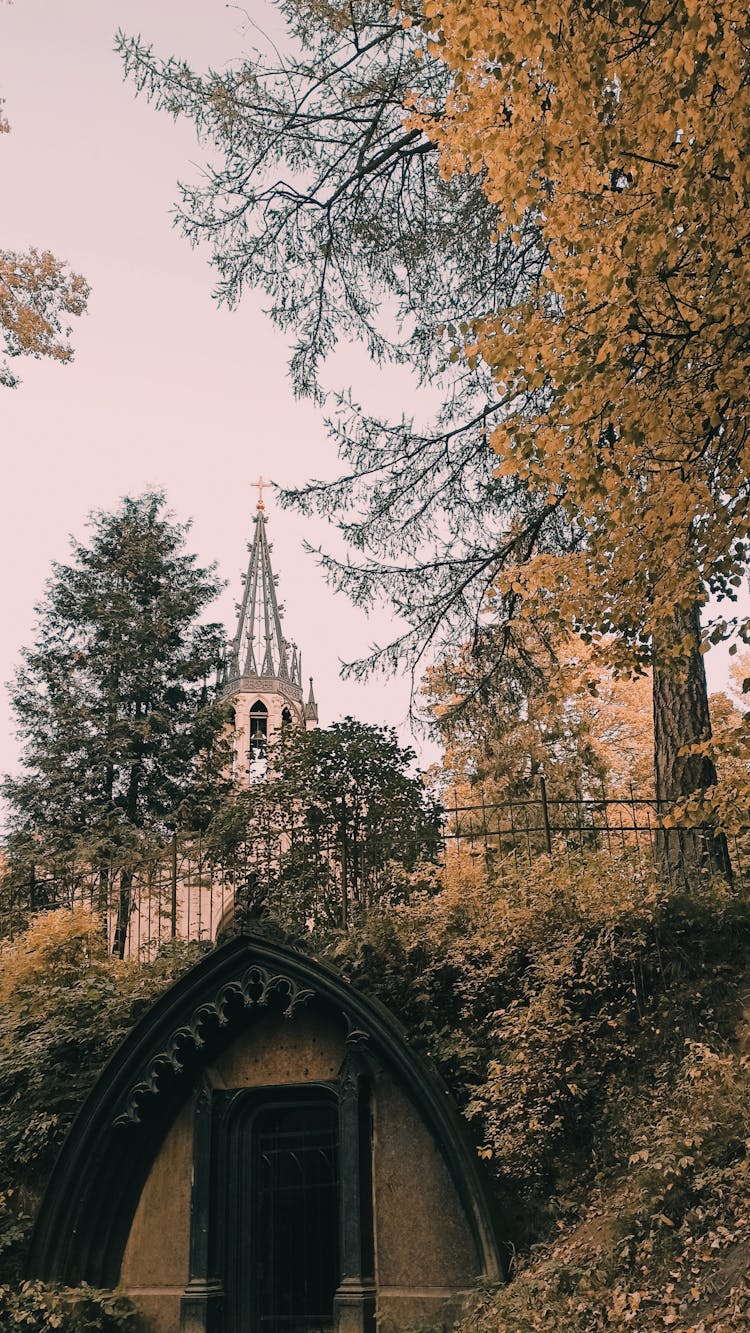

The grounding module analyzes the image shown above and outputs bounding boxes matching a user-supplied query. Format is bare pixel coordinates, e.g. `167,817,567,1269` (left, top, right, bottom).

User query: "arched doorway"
214,1087,339,1333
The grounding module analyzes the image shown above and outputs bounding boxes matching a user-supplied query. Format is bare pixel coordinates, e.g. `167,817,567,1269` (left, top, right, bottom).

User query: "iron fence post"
539,775,553,855
171,828,178,939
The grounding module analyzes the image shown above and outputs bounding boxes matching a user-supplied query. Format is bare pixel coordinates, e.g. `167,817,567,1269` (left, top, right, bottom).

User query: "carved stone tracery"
114,964,317,1127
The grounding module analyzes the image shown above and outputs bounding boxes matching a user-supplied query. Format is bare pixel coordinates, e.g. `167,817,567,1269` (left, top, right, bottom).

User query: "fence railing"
1,783,747,958
442,779,748,888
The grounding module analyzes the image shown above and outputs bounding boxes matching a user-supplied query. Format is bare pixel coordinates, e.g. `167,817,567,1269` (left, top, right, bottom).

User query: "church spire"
222,483,318,789
227,481,303,693
304,676,319,726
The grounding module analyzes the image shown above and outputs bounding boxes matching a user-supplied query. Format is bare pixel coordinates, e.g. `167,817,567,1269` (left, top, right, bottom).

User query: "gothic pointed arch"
28,934,502,1298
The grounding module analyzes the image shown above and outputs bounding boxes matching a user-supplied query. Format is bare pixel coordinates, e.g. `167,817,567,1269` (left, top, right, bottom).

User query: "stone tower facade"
220,484,318,786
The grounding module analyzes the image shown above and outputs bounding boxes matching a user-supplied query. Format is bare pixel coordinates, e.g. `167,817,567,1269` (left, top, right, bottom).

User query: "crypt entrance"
29,934,502,1333
213,1087,340,1333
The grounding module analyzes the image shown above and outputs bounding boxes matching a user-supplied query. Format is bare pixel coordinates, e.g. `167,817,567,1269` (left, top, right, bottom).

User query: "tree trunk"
112,757,142,957
112,867,133,958
652,599,732,888
97,861,111,942
340,801,349,930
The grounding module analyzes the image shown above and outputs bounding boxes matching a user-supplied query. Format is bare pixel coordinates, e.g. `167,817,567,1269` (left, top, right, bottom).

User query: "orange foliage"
425,635,655,803
1,97,88,387
0,248,89,388
408,0,749,671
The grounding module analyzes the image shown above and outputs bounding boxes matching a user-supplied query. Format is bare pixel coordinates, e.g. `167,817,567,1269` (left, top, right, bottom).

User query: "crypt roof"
28,933,502,1289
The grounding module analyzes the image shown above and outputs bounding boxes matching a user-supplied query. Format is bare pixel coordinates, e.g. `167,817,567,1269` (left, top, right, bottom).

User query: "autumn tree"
407,0,748,865
3,493,231,954
0,97,88,387
116,3,747,871
425,631,655,808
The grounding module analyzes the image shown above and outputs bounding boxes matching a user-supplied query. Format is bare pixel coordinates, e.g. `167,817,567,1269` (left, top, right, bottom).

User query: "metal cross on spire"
253,476,268,511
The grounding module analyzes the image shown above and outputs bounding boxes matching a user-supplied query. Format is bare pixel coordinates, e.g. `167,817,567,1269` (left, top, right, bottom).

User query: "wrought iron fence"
1,781,747,958
442,779,749,892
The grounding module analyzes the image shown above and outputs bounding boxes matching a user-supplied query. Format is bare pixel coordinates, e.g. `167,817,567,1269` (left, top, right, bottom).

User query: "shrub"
0,1282,138,1331
0,909,207,1280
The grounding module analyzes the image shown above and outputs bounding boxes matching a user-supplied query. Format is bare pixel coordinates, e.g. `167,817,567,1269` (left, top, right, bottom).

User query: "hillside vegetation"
2,853,750,1330
335,854,750,1331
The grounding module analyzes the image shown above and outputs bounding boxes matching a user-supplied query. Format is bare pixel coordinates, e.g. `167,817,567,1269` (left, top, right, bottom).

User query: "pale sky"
0,0,437,794
0,1,743,802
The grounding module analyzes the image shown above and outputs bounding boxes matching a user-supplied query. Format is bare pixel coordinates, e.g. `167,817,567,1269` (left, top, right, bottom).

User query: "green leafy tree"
211,718,442,939
3,493,231,954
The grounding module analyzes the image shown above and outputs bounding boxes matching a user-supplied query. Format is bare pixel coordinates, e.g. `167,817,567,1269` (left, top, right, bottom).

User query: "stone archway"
30,934,502,1332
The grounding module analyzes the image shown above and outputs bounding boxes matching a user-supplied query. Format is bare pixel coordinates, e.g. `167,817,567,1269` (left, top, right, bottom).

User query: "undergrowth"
3,851,750,1330
0,909,209,1326
332,852,750,1329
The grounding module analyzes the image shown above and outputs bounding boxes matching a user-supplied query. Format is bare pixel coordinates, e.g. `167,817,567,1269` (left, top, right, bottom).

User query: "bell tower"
221,480,318,784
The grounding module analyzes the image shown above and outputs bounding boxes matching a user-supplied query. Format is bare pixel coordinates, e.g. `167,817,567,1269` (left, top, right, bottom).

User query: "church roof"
225,483,304,699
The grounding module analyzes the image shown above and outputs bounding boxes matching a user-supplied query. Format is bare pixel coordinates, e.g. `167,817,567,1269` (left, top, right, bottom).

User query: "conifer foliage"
3,493,230,951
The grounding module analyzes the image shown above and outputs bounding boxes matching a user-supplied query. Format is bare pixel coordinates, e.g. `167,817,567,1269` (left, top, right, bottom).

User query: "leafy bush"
333,853,750,1242
0,909,207,1280
449,1038,750,1330
0,1282,138,1331
4,863,750,1330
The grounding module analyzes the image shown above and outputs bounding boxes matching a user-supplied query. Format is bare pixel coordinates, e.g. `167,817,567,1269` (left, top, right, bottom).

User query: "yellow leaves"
403,0,750,675
0,247,90,387
0,907,114,1005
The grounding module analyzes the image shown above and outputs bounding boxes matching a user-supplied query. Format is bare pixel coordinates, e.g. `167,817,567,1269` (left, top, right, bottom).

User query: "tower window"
249,700,268,758
281,706,292,727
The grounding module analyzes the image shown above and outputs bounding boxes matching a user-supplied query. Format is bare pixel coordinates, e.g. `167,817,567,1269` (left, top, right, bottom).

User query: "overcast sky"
1,1,743,802
0,0,440,792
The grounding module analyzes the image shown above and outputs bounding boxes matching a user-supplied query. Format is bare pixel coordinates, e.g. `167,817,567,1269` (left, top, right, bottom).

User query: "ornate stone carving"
113,964,316,1126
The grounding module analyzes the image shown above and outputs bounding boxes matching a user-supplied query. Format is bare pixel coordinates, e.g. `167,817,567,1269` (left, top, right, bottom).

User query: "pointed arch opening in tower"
249,700,268,760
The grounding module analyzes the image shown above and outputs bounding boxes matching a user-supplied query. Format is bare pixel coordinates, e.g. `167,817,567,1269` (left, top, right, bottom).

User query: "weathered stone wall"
372,1073,479,1331
119,1098,194,1333
118,1009,482,1331
210,1008,345,1087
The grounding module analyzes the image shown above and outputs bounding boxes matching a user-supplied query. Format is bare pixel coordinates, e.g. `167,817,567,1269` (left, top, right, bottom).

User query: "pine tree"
3,492,231,953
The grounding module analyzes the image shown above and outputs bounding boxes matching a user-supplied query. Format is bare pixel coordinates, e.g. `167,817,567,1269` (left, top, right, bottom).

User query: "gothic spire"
304,676,319,725
227,482,303,693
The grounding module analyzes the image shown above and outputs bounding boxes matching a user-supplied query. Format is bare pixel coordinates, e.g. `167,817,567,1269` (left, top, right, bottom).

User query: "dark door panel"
213,1088,339,1333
